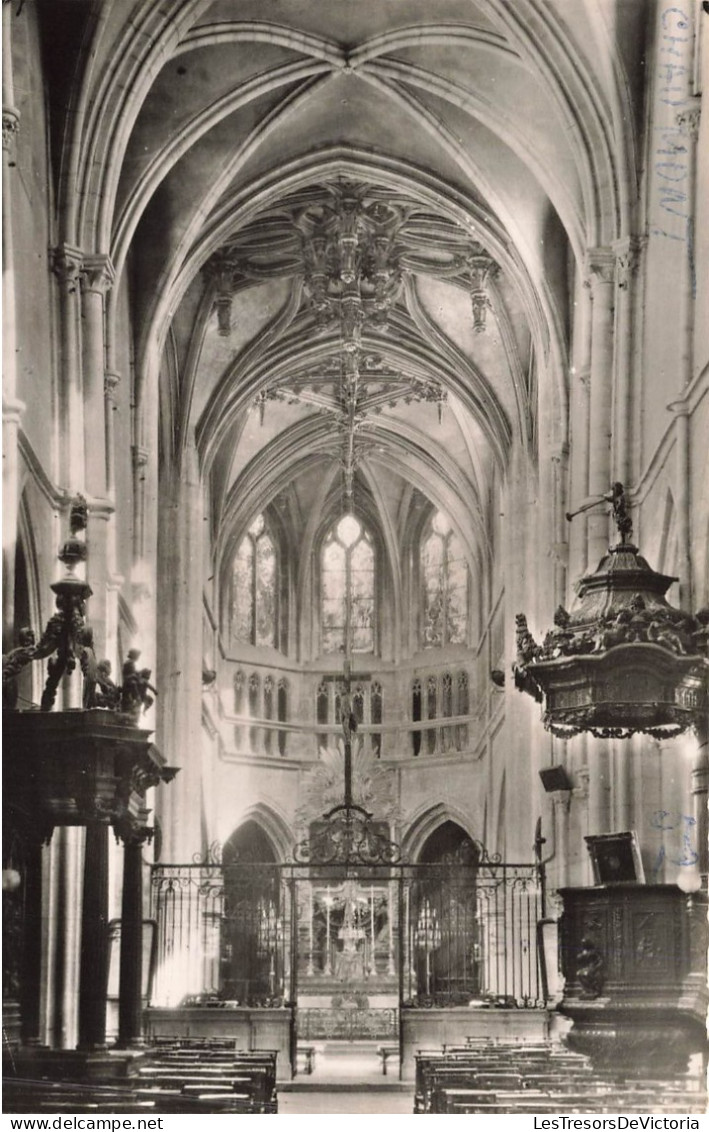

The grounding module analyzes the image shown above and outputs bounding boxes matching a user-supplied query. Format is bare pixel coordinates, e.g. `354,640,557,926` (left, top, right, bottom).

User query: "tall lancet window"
231,514,276,647
321,515,374,654
421,511,468,647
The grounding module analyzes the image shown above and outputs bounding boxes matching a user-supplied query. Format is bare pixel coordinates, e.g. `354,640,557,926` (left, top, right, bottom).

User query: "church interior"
2,0,709,1116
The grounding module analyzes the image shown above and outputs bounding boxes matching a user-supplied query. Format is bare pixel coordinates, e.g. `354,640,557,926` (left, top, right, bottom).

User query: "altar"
298,878,398,990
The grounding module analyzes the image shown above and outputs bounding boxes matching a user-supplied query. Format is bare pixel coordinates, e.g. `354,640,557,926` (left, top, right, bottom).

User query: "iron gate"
150,841,545,1073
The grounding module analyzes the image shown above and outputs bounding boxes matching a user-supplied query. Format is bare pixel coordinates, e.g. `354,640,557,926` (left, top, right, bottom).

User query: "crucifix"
340,658,356,810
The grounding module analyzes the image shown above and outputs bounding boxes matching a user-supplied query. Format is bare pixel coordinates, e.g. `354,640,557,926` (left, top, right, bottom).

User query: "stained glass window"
422,511,469,647
321,515,374,654
231,515,276,647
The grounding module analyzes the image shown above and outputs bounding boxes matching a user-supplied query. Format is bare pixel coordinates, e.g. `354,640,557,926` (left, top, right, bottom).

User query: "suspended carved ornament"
512,485,709,739
467,243,499,334
295,183,407,342
203,250,235,337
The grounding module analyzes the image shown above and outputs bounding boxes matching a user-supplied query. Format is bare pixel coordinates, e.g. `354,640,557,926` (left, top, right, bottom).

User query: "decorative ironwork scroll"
293,802,401,866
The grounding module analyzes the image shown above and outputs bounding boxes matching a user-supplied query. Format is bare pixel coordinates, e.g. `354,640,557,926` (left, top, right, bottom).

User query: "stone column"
103,359,122,659
132,446,149,561
3,63,23,649
52,245,85,492
568,269,593,582
612,737,633,833
155,442,204,862
85,500,114,666
572,766,591,885
104,371,120,497
611,238,642,488
80,256,114,497
691,720,708,889
551,791,570,890
78,822,110,1050
588,739,611,841
2,397,24,650
585,248,615,565
671,101,700,609
579,249,616,848
116,832,149,1048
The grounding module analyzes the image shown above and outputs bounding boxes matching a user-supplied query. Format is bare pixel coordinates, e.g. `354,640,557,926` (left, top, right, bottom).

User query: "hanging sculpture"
512,484,709,739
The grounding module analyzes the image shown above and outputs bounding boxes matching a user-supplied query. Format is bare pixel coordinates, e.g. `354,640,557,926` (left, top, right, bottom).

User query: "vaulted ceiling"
49,0,643,579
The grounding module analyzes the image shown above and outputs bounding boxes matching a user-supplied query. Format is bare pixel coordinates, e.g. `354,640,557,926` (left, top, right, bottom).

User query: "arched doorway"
407,822,481,1007
220,823,283,1006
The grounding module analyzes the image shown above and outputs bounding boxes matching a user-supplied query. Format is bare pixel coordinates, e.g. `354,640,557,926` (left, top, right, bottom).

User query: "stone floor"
279,1042,414,1113
292,1039,398,1083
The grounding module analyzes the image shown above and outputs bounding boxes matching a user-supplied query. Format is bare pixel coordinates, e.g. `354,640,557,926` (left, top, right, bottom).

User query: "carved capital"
51,244,84,292
2,106,20,159
676,101,701,142
584,247,615,292
2,396,25,426
612,237,643,290
80,253,115,296
119,825,155,849
204,251,235,335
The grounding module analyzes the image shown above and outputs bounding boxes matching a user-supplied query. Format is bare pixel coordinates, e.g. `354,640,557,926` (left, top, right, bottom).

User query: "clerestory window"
421,511,468,647
231,514,276,647
321,515,374,654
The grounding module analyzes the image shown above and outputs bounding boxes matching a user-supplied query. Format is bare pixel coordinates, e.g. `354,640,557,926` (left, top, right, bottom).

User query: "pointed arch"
221,802,294,863
401,802,478,862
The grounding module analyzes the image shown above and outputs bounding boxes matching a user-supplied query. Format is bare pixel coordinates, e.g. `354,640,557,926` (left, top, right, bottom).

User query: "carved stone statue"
2,628,37,709
78,626,99,708
576,936,604,998
137,668,158,713
95,659,120,709
515,613,541,665
606,482,633,543
120,650,157,720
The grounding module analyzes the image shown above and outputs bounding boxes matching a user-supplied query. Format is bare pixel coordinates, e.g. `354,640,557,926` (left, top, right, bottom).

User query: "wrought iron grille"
150,848,544,1011
401,860,544,1007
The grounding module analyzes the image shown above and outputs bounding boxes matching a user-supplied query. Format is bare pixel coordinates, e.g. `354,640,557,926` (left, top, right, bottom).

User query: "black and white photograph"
2,0,708,1121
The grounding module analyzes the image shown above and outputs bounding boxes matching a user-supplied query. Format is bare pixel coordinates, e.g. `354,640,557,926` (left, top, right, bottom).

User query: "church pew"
414,1040,707,1116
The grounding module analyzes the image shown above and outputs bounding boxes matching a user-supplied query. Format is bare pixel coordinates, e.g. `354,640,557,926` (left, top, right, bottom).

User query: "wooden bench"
298,1045,316,1074
377,1044,399,1075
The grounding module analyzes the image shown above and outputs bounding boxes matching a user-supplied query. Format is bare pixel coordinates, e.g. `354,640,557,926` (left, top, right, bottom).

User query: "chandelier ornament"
296,182,407,343
513,484,709,739
467,244,499,334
